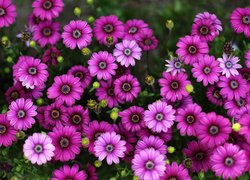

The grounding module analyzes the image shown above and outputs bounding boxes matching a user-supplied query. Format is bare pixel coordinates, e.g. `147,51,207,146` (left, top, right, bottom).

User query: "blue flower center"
43,0,53,10
0,124,6,134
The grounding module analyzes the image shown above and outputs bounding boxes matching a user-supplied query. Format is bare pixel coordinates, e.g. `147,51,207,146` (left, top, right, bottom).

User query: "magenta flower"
51,164,87,180
165,56,185,75
114,74,140,102
0,0,16,28
192,55,220,86
23,83,46,100
113,39,142,67
144,101,175,133
176,103,204,136
138,28,158,51
159,71,190,101
94,131,126,165
42,46,60,65
238,113,250,144
137,128,173,143
160,162,191,180
176,35,209,65
47,74,83,106
224,97,250,119
28,12,42,27
230,7,250,38
132,148,166,180
196,112,232,148
245,50,250,68
33,21,60,47
48,126,81,162
5,83,25,104
14,56,49,89
62,20,92,49
0,113,17,147
32,0,64,21
94,15,124,45
7,98,37,130
164,95,193,110
119,106,145,132
85,163,98,180
206,85,224,106
23,133,55,165
211,143,247,179
217,53,242,78
123,19,148,41
218,75,248,101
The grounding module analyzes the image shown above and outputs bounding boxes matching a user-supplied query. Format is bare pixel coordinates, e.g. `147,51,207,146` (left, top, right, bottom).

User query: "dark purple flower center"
224,157,234,167
174,60,182,69
0,124,7,134
203,66,211,74
122,82,132,92
213,89,221,99
129,27,137,34
170,81,179,90
107,88,114,96
0,8,5,16
105,144,114,152
72,30,82,39
225,61,233,69
34,144,43,153
28,67,37,75
50,52,57,59
74,71,84,80
242,72,250,82
229,80,239,89
186,115,195,124
43,0,53,10
155,113,164,121
60,137,70,148
42,27,52,37
172,100,180,108
145,160,154,170
51,109,60,119
236,98,246,107
124,48,132,56
195,152,204,161
188,45,197,55
183,158,193,168
94,132,102,140
228,136,236,144
61,84,71,94
98,61,107,70
17,110,26,118
168,177,177,180
242,16,250,25
10,91,20,100
103,24,114,33
131,114,140,123
209,125,219,135
144,38,152,45
71,114,82,125
199,26,209,35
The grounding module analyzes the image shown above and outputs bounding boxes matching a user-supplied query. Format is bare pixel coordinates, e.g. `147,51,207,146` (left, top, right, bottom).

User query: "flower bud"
16,131,26,139
81,47,91,55
166,20,174,30
88,16,95,23
99,99,108,108
74,7,81,17
93,81,100,89
87,99,98,109
36,98,44,105
185,84,194,93
81,137,90,146
94,160,102,167
145,75,155,86
167,146,175,154
110,111,118,121
57,56,64,63
232,123,241,132
6,57,13,63
29,40,36,48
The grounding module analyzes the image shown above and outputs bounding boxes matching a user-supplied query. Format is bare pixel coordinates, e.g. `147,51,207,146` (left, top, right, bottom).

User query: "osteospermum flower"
94,15,124,45
144,101,175,133
192,55,220,86
14,56,49,89
88,51,118,80
245,50,250,68
123,19,149,41
132,148,166,180
47,74,83,106
0,0,16,28
85,163,98,180
48,126,81,162
16,26,34,47
165,56,185,75
23,133,55,165
5,83,25,104
224,97,250,119
176,35,209,65
137,128,173,143
62,20,92,49
183,140,212,172
94,131,126,165
51,164,87,180
196,112,232,148
138,28,158,51
176,103,204,136
210,143,247,179
238,113,250,144
32,0,64,21
33,21,61,47
42,46,60,65
23,83,46,100
114,74,140,102
0,113,17,147
28,12,42,27
164,95,193,110
7,98,37,130
159,71,190,101
217,53,242,78
119,106,145,132
218,75,248,101
113,39,142,67
206,85,224,106
160,162,191,180
230,7,250,38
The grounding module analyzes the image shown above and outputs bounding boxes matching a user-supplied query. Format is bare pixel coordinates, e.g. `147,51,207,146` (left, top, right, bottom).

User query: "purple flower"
206,85,224,106
0,0,16,28
138,28,158,51
160,162,191,180
224,97,250,119
165,56,185,75
5,83,25,104
42,46,60,66
85,163,98,180
238,113,250,144
123,19,149,41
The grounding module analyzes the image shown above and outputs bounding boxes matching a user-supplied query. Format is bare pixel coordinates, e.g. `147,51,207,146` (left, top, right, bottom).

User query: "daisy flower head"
85,163,98,180
0,0,16,28
224,97,250,119
206,85,224,106
5,83,25,104
160,162,191,180
163,95,193,110
238,113,250,144
165,56,185,75
42,46,60,66
138,28,158,51
123,19,149,41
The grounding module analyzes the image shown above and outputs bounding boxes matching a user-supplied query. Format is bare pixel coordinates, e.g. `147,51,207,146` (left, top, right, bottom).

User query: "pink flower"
123,19,149,41
42,46,60,65
165,56,185,75
160,162,191,180
0,0,16,28
238,113,250,144
138,28,158,51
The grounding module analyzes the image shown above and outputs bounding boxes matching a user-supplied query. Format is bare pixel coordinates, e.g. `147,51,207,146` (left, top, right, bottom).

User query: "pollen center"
105,144,114,152
224,157,234,167
145,160,154,170
60,137,70,148
98,61,107,70
0,124,7,134
17,110,26,118
122,82,132,92
229,80,239,89
43,0,53,10
61,84,71,94
72,30,82,39
124,48,132,56
242,16,250,24
188,45,197,54
131,114,140,123
209,125,219,135
103,24,114,33
74,71,84,80
34,144,43,153
155,113,164,121
0,8,5,16
28,67,37,75
186,115,195,124
71,114,82,125
129,27,137,34
42,27,52,37
51,109,60,119
199,26,209,35
203,66,211,74
170,81,179,90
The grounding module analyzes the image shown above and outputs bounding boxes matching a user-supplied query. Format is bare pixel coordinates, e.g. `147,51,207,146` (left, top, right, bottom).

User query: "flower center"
145,160,154,170
61,85,71,94
131,114,140,123
213,89,221,99
103,24,114,33
10,91,20,100
34,144,43,153
172,100,180,107
42,27,52,37
199,26,209,35
209,125,219,135
242,72,250,82
122,82,132,92
107,88,114,96
174,61,182,69
129,27,137,34
17,110,26,118
98,61,107,70
236,98,246,107
224,157,234,167
0,124,7,134
74,71,84,80
50,109,60,119
28,67,37,75
170,81,179,90
94,132,102,140
186,115,195,124
242,16,250,24
105,144,114,152
124,48,132,56
21,31,32,42
169,177,177,180
225,61,233,69
188,45,197,54
144,38,152,45
229,80,239,89
155,113,164,121
72,30,82,39
195,152,204,161
71,114,82,125
43,0,53,10
60,137,70,148
203,66,211,74
183,158,193,168
0,8,5,16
